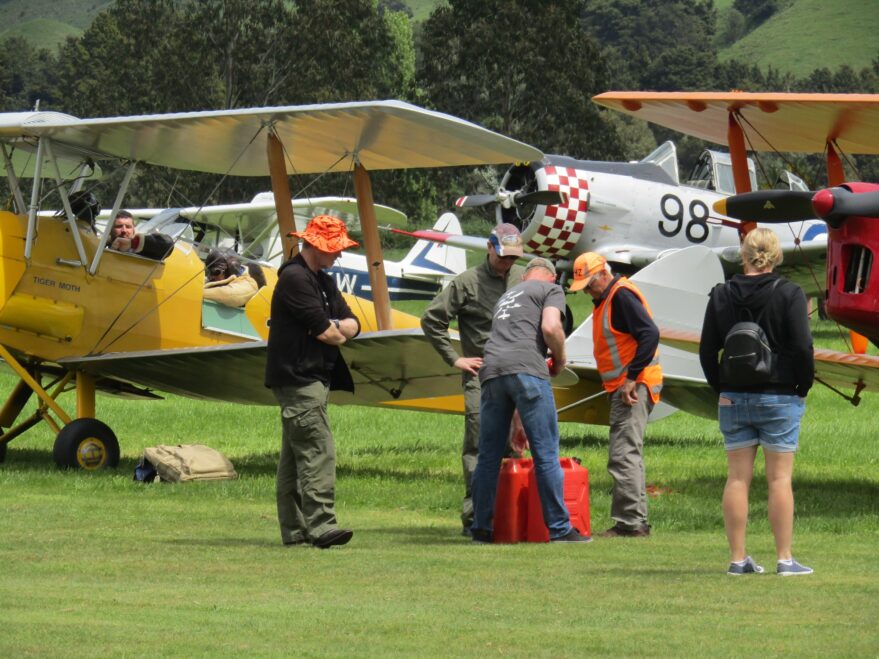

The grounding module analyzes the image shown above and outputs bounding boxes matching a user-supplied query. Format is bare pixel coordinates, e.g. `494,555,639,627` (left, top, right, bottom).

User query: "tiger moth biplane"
0,101,542,469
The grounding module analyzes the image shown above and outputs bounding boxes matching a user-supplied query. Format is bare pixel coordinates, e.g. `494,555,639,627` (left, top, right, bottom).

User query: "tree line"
1,0,876,231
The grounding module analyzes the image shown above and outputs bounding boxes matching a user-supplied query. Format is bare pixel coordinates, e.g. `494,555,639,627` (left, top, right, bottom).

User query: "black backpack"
719,279,780,387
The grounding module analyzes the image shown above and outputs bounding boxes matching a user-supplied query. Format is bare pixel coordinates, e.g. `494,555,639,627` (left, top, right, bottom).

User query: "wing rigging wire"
87,124,268,356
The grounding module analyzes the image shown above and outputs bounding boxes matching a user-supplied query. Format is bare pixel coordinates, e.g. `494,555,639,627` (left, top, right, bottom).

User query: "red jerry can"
525,457,591,542
492,458,532,543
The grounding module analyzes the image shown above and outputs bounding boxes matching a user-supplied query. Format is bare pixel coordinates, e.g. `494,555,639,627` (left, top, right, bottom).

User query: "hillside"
718,0,879,77
0,0,874,78
0,0,111,50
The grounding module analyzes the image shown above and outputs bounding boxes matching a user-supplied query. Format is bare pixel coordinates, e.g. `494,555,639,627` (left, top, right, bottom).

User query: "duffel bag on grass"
142,444,237,483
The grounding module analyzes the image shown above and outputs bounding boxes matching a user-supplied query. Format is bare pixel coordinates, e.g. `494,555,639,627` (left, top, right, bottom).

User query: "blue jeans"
718,392,806,453
471,374,571,539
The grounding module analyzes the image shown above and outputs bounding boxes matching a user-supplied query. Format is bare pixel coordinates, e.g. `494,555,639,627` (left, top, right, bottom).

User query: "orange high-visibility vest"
592,277,663,403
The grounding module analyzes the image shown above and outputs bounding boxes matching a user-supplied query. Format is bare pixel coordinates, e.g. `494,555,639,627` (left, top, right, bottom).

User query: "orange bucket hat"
568,252,607,291
290,214,358,252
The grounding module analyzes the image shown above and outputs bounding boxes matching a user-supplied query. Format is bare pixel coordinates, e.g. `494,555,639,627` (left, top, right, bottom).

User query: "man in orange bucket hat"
265,215,361,549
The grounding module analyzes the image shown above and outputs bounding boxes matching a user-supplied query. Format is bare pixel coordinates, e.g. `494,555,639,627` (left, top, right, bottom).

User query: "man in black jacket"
265,215,361,549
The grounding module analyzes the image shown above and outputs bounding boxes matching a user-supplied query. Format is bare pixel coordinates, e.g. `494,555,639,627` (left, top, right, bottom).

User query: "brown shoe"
599,523,650,538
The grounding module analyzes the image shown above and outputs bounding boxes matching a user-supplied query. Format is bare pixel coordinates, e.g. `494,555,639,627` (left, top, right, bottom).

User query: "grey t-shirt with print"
480,279,566,383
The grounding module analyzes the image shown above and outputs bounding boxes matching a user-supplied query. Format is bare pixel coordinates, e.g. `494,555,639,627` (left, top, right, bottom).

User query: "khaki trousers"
273,382,338,544
607,384,653,528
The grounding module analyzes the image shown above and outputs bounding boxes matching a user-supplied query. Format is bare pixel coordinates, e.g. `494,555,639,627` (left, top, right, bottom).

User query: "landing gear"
52,418,120,470
0,440,6,464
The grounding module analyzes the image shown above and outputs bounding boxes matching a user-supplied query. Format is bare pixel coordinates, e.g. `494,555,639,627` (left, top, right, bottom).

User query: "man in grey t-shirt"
470,259,591,544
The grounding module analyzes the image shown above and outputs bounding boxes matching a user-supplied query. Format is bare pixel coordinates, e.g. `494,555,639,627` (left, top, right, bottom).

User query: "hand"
111,236,132,251
547,356,566,377
453,356,483,376
621,379,638,406
509,410,529,457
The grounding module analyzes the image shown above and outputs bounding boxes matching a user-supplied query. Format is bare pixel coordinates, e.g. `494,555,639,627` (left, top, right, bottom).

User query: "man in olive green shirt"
421,223,526,535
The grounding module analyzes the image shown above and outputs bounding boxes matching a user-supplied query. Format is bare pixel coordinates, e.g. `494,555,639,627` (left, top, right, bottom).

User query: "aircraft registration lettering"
334,272,359,294
658,193,710,244
32,275,81,293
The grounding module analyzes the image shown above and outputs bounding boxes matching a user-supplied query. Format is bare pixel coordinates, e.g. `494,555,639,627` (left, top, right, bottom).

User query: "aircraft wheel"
53,419,120,470
0,440,6,464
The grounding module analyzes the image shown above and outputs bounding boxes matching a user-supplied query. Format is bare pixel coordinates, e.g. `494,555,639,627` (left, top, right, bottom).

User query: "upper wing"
1,101,542,175
593,92,879,155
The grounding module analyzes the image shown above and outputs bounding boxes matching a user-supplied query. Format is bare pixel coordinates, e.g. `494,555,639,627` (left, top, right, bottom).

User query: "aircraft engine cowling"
498,157,590,258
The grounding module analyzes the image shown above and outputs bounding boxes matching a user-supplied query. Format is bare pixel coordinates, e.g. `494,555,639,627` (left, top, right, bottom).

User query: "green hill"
718,0,879,77
0,18,81,51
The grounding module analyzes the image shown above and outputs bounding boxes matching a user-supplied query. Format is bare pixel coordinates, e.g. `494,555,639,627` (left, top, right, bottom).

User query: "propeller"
456,188,568,210
714,188,879,228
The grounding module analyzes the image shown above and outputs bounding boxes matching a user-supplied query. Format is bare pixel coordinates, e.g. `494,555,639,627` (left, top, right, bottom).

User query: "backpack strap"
753,278,781,326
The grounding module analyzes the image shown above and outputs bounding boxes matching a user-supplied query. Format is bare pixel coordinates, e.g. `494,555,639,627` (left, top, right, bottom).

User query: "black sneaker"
470,528,493,544
551,528,592,543
313,528,354,549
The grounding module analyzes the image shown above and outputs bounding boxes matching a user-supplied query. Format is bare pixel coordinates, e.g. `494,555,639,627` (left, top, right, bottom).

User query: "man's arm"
541,306,567,376
421,280,479,372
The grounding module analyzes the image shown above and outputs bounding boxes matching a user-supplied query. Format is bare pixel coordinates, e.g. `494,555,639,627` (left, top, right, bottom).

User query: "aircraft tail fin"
398,212,467,282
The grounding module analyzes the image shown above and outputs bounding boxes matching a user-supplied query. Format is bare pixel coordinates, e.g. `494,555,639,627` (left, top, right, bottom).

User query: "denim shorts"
717,392,805,453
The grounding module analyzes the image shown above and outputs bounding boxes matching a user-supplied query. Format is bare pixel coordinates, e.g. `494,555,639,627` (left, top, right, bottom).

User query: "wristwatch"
332,319,341,330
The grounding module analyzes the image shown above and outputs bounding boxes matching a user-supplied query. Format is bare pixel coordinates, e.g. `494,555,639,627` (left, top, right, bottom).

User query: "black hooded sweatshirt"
699,272,814,397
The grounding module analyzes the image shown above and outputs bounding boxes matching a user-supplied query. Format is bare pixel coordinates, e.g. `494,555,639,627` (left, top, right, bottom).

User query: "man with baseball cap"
470,258,590,543
569,252,662,538
265,215,361,549
421,223,525,536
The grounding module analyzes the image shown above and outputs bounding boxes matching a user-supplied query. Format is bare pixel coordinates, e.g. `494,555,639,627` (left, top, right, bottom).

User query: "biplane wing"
592,92,879,155
7,100,542,174
659,328,879,397
60,330,464,406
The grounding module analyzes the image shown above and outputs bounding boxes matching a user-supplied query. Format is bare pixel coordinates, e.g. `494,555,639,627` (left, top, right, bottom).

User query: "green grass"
1,310,878,655
719,0,879,77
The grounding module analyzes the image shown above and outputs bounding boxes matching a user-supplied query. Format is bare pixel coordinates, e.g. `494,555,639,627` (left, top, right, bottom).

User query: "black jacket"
699,272,814,397
264,254,359,391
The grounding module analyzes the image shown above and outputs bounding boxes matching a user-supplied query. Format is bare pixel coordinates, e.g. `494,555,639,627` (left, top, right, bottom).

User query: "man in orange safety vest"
569,252,662,538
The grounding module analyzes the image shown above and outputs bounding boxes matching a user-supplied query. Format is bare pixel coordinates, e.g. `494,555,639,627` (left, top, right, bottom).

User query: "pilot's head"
111,210,136,240
289,215,358,271
487,223,523,277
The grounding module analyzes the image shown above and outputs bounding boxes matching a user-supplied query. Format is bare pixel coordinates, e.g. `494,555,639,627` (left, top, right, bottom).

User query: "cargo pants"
607,384,653,529
273,381,339,545
461,372,481,529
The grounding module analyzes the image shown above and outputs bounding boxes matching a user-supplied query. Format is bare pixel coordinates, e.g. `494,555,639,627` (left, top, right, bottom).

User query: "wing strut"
354,162,392,330
267,131,299,260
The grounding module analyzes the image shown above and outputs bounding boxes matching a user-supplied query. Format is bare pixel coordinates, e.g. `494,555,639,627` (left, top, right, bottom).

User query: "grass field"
1,308,878,655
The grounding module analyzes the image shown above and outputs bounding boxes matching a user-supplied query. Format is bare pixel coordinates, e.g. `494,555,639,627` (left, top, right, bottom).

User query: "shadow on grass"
160,525,465,548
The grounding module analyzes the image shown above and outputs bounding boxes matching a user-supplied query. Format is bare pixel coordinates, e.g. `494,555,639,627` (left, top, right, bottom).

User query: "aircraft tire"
0,440,6,464
53,419,120,470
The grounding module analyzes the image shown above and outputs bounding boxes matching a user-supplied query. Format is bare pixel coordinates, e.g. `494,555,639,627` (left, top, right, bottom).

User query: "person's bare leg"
724,446,758,562
765,450,796,561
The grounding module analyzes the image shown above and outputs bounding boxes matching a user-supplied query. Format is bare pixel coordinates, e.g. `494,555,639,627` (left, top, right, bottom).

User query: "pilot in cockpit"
107,209,174,260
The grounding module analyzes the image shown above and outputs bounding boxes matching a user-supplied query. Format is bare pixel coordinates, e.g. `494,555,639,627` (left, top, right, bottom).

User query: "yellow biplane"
0,101,542,468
